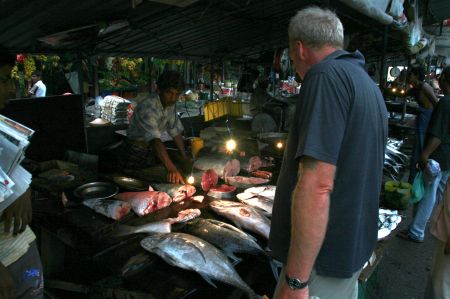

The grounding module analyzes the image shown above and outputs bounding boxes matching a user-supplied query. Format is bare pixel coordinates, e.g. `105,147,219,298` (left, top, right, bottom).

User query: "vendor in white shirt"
28,71,46,98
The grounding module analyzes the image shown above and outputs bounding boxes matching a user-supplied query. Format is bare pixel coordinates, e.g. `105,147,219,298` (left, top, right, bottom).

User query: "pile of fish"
378,208,402,240
82,183,199,219
384,138,408,180
236,185,276,216
141,233,259,298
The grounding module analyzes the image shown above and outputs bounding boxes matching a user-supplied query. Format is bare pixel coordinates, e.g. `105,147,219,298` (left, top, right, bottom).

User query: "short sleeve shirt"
127,93,184,142
269,50,388,278
428,94,450,170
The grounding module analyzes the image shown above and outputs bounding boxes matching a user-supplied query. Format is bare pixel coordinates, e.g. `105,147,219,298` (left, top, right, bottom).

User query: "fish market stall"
30,123,405,299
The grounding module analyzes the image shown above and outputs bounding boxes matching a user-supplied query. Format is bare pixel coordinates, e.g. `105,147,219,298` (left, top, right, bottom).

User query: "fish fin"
113,225,136,237
226,252,242,266
199,274,217,288
185,239,207,263
269,259,283,282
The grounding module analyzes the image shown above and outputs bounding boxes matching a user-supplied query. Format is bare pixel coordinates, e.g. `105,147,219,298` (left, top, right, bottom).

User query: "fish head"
140,234,166,250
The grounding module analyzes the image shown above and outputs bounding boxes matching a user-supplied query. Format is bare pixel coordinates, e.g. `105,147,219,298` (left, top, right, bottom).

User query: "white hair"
288,6,344,49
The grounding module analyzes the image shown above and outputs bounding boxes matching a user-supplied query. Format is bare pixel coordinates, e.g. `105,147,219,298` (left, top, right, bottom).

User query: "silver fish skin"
113,220,171,237
236,195,273,216
184,218,265,261
209,200,271,240
141,233,258,298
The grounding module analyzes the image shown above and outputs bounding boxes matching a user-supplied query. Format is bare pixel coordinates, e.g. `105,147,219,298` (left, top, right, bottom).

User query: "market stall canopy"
0,0,410,59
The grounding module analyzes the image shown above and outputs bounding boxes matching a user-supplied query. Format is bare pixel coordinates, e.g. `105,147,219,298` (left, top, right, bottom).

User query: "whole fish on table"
113,209,201,237
225,176,270,188
184,218,265,264
209,200,271,240
236,194,273,216
115,190,172,216
83,199,131,220
152,183,196,202
141,233,259,299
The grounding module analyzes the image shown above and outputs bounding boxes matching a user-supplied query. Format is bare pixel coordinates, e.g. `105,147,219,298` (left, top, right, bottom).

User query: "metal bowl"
112,176,149,191
73,182,119,201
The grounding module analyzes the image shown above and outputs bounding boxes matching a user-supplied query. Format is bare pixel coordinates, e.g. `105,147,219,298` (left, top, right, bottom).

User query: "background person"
407,65,439,182
399,66,450,243
28,71,46,98
269,7,387,299
126,70,189,184
0,48,44,299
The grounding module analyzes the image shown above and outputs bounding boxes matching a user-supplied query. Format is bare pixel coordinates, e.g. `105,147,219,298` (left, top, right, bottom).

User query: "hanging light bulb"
225,138,237,152
276,141,283,149
392,87,397,93
400,89,405,94
187,175,195,185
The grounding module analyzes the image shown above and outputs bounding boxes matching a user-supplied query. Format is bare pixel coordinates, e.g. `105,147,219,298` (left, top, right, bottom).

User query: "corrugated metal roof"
0,0,391,59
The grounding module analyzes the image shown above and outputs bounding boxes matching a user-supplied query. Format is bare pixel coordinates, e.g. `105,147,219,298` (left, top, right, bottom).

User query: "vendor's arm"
151,138,184,184
418,136,441,169
173,134,188,160
2,188,32,235
277,156,335,299
0,262,14,299
423,83,439,107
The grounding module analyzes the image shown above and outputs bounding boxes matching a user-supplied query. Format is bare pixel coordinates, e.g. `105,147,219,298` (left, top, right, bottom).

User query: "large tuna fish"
114,220,172,237
115,190,172,216
184,218,265,264
141,233,258,298
209,200,271,240
152,183,196,202
83,199,131,220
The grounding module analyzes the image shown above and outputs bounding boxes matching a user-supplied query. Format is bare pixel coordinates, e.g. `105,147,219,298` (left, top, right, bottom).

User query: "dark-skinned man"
126,70,189,184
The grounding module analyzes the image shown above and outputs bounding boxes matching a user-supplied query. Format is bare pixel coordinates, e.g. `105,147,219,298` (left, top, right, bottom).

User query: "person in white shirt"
28,71,46,98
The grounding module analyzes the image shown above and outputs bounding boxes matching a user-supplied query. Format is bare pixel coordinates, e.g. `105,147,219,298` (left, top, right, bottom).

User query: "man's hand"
0,262,15,299
2,188,32,235
418,154,429,171
275,283,309,299
167,169,185,184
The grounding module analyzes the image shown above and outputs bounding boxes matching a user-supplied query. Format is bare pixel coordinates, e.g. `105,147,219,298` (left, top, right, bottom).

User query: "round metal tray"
73,182,119,201
112,176,149,191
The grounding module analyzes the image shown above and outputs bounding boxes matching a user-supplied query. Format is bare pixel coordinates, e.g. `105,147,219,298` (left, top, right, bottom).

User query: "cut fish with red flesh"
83,199,131,220
240,156,263,173
201,169,218,192
207,184,237,198
194,155,240,179
115,191,172,216
250,170,272,179
191,195,204,203
153,183,196,203
167,208,201,224
225,176,270,188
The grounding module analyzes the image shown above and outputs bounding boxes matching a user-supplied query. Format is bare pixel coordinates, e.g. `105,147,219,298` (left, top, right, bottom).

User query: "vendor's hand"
418,154,428,171
0,262,15,299
167,169,185,184
2,188,32,235
274,283,309,299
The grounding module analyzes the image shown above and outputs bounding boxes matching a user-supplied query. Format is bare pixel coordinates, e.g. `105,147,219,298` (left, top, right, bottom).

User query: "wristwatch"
285,274,309,290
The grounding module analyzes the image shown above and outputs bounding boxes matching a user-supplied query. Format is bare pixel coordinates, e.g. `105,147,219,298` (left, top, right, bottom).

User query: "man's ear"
298,41,307,61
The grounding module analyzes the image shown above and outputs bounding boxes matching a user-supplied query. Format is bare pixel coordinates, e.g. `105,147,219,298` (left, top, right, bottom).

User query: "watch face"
286,275,308,290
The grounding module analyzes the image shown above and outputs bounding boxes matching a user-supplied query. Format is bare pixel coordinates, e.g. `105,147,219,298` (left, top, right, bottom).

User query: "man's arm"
419,136,441,169
150,138,184,184
173,134,188,159
423,83,439,107
276,156,335,299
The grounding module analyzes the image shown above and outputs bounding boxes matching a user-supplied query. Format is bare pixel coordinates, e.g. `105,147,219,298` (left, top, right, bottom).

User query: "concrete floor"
376,207,434,299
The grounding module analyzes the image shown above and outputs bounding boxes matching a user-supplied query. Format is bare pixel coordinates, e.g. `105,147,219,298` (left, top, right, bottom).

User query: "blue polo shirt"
269,50,388,278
